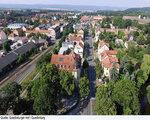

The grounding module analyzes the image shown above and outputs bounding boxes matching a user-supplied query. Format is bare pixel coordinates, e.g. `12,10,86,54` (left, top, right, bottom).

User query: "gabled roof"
99,41,109,48
51,52,80,71
13,42,37,55
26,29,51,34
80,16,89,22
101,56,118,69
0,52,18,70
101,50,118,61
68,34,83,42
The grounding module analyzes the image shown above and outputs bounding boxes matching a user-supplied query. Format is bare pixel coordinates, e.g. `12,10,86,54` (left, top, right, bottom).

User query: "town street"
66,28,96,115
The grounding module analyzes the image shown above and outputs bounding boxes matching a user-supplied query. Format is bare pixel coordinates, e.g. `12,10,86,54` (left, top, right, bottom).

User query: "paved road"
0,40,59,89
66,29,96,115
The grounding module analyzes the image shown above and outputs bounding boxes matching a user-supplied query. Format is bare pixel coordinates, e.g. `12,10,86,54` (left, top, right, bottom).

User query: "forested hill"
124,7,150,16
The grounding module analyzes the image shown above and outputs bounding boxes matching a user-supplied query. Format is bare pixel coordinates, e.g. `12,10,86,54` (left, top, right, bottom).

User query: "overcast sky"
0,0,150,8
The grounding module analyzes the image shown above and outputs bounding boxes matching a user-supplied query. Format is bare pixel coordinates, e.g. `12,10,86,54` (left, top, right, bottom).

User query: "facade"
98,41,119,78
101,51,119,78
74,42,84,58
98,41,109,58
77,29,84,39
0,30,7,40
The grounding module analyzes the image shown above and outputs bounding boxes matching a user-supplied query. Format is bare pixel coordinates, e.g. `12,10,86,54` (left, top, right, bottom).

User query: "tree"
29,64,61,115
3,41,11,52
52,46,59,54
146,85,150,104
3,28,11,36
110,63,119,81
95,58,103,79
135,69,145,88
141,54,150,81
95,85,117,115
33,82,57,115
0,82,21,114
59,70,75,96
79,76,90,99
36,53,52,71
118,31,125,39
119,58,134,76
17,54,25,64
112,78,140,115
93,41,98,50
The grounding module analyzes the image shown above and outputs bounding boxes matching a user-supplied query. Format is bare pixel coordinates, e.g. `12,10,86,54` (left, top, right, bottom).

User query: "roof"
101,56,119,69
51,53,80,71
93,16,104,20
0,52,18,71
99,41,109,48
26,29,51,34
78,42,84,48
7,23,28,29
13,42,37,55
68,34,83,42
101,50,118,61
81,16,89,22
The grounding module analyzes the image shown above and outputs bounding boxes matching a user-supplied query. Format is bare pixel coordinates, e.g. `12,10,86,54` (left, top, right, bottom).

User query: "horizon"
0,0,150,8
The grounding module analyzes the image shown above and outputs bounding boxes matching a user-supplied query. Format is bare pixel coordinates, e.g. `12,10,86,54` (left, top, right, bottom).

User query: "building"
80,16,90,23
98,41,109,56
101,54,119,78
7,23,28,30
95,29,101,42
0,52,18,77
59,41,74,55
77,28,84,39
68,34,84,45
74,42,84,59
0,30,7,47
0,30,7,40
13,42,37,56
98,41,119,78
51,53,81,80
48,25,61,39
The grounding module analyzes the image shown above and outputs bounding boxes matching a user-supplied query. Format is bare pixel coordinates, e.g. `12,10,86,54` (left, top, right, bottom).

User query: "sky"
0,0,150,8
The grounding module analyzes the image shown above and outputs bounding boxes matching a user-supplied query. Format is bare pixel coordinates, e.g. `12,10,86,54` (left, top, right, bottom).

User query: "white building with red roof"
98,40,119,78
98,41,109,55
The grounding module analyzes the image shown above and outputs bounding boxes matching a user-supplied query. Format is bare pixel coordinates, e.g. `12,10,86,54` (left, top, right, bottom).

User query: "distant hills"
0,4,127,11
0,4,150,16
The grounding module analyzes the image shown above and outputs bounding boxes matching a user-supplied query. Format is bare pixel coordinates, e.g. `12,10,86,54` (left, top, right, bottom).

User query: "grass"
21,69,38,91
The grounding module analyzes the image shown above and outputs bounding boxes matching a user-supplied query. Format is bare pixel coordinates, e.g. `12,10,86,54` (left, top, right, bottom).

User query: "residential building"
98,41,109,56
77,28,84,39
98,41,119,78
7,23,28,30
59,41,74,55
51,53,81,80
0,52,18,77
74,42,84,59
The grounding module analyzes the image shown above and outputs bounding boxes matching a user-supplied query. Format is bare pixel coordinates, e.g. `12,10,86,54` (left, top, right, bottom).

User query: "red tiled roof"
101,50,118,61
68,34,83,42
93,16,103,20
80,16,89,22
101,56,118,68
51,53,80,72
99,41,109,48
26,29,52,34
